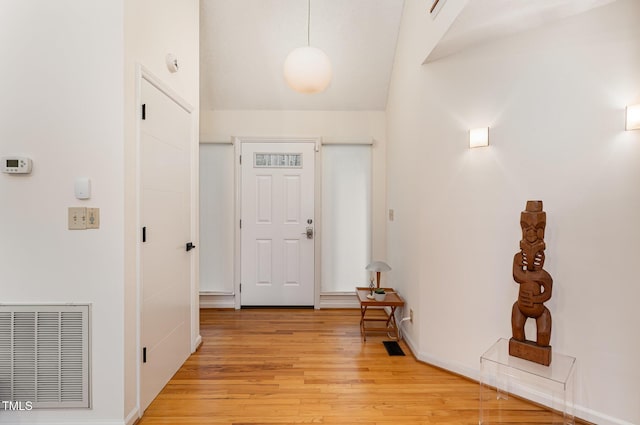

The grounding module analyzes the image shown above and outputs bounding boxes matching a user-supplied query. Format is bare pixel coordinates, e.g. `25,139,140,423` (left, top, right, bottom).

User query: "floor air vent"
0,304,90,408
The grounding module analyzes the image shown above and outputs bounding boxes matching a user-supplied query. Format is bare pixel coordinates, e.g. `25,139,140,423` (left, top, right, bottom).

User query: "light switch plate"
87,208,100,229
68,207,87,230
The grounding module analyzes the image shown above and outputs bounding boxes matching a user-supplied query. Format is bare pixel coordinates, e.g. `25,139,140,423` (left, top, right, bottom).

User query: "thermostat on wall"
2,156,32,174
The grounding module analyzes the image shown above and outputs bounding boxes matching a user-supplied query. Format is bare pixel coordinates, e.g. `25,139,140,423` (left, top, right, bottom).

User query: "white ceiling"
200,0,618,111
200,0,405,111
427,0,618,62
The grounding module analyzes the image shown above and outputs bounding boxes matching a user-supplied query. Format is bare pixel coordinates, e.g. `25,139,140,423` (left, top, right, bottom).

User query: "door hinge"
143,347,147,363
141,104,146,120
142,226,147,243
240,283,242,293
239,219,242,229
239,155,242,164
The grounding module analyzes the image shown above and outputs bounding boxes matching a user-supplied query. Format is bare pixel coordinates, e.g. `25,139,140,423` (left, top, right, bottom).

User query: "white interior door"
241,142,315,306
140,78,192,411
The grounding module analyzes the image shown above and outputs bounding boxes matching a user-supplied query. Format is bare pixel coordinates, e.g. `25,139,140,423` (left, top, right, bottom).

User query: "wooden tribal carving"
509,200,553,366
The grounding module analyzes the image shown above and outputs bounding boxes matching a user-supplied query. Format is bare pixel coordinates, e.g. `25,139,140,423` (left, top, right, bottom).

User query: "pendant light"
283,0,332,94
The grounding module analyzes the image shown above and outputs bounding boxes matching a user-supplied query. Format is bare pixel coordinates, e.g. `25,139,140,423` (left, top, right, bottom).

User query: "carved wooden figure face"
519,201,546,271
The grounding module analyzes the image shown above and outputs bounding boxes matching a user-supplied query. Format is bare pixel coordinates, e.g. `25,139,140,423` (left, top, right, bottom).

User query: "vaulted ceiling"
200,0,404,111
199,0,618,112
428,0,617,62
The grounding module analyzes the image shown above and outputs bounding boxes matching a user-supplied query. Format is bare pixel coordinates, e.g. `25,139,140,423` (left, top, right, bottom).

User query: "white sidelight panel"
321,145,372,292
199,143,235,294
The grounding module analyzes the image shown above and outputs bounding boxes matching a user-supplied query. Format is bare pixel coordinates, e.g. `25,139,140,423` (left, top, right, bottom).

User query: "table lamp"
366,261,392,289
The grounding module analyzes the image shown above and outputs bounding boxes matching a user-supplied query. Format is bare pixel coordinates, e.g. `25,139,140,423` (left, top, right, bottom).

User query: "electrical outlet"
68,207,87,230
87,207,100,229
410,309,414,323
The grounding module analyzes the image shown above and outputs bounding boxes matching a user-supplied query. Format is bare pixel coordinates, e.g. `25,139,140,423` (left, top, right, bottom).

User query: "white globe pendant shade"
283,46,332,94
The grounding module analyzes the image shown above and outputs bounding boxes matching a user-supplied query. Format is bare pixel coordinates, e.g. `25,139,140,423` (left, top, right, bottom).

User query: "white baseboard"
199,292,360,309
193,334,203,352
0,420,126,425
125,407,140,425
317,292,360,309
575,406,636,425
199,293,235,308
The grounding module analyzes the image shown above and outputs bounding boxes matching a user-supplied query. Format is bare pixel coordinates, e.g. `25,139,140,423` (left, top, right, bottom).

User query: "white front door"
241,142,315,306
140,78,192,411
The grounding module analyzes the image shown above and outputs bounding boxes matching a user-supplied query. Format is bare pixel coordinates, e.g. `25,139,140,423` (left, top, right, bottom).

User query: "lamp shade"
366,261,391,289
366,261,392,272
283,46,332,94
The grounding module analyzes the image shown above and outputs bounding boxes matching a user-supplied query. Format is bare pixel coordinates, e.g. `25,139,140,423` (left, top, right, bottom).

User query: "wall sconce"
626,104,640,130
469,127,489,148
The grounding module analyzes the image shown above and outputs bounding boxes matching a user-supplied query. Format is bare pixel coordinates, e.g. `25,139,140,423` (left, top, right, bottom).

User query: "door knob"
302,227,314,239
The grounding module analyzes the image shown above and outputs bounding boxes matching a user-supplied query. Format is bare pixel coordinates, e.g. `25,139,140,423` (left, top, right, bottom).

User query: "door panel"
284,176,301,223
241,142,315,306
140,78,191,412
283,239,300,285
141,134,189,193
256,176,273,223
256,239,273,285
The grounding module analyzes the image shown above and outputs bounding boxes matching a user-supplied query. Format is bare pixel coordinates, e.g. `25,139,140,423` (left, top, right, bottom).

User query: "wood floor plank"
136,308,573,425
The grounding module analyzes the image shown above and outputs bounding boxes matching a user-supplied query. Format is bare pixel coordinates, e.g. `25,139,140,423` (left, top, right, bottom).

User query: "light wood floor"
137,308,569,424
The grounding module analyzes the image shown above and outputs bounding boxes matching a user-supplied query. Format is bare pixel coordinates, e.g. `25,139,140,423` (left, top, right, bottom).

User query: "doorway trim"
233,136,321,309
134,65,200,417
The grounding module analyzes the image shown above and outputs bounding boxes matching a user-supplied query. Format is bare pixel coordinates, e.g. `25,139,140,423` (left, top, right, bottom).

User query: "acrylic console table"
479,338,576,425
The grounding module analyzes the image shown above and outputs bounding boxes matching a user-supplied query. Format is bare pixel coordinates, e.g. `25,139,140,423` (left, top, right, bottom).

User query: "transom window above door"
254,153,302,168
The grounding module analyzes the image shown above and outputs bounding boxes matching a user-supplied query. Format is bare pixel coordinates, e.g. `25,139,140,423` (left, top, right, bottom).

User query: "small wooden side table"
355,287,405,341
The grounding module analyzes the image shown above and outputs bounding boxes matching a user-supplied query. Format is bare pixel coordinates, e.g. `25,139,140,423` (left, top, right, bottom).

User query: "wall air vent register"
0,304,90,409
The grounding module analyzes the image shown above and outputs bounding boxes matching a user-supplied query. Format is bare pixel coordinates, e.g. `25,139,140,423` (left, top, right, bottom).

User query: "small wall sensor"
166,53,179,73
75,177,91,200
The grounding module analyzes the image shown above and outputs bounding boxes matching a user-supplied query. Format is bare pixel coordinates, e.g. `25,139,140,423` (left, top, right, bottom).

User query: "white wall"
199,110,388,303
0,1,199,423
124,0,199,421
0,1,125,423
387,1,640,424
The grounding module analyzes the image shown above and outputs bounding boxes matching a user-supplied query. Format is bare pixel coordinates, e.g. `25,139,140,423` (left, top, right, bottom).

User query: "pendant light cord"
307,0,311,46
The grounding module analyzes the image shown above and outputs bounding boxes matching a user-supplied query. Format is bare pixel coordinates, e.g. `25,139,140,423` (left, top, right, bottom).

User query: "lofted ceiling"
200,0,619,112
428,0,619,62
200,0,405,111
